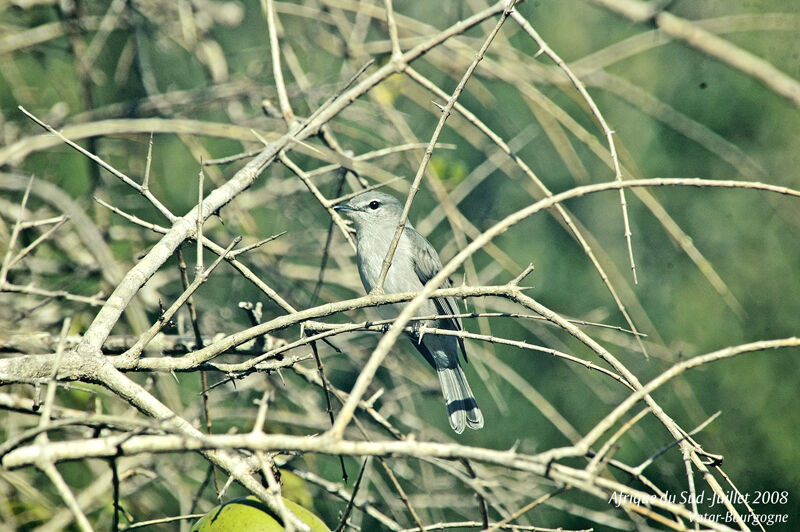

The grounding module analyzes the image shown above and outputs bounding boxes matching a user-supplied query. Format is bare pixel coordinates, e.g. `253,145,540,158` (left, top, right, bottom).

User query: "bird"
334,191,483,433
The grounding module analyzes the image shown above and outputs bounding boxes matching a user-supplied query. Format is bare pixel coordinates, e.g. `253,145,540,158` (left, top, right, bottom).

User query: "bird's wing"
408,227,468,361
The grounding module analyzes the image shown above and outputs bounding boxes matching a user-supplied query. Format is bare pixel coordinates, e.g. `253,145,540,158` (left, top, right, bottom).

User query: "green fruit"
191,496,330,532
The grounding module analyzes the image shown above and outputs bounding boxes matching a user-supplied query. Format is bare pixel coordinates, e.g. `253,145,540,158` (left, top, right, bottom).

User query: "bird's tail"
437,366,484,434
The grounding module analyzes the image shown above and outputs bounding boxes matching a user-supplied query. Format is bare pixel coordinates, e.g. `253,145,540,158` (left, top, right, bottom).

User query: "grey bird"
334,191,483,433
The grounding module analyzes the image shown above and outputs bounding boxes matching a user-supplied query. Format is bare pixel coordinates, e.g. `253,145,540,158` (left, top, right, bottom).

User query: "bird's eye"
368,200,381,210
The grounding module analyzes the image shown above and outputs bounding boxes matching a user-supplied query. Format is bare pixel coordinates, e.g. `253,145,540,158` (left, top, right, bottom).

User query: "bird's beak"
333,203,357,213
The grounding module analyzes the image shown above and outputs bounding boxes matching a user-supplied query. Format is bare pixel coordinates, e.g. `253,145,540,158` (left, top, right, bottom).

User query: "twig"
304,144,453,180
17,107,175,222
279,152,356,250
714,464,766,532
310,340,349,482
195,163,205,274
119,513,206,531
37,318,72,427
328,177,404,205
257,452,296,532
230,231,287,258
461,459,488,529
293,466,401,530
383,0,402,60
510,10,637,284
299,56,376,133
373,1,517,294
111,458,120,532
202,148,262,166
18,215,67,229
35,318,92,531
262,0,296,126
380,458,426,532
93,196,168,233
417,325,631,389
585,406,651,475
120,237,241,363
632,411,721,476
176,244,219,495
332,458,368,532
576,338,800,452
6,215,70,271
311,168,348,305
681,445,700,530
40,462,94,532
484,486,568,532
143,131,154,191
0,281,105,306
0,174,34,283
253,390,272,434
308,309,645,336
93,193,297,315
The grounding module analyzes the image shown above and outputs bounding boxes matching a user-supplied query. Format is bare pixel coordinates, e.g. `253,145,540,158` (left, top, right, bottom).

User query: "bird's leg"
409,319,425,343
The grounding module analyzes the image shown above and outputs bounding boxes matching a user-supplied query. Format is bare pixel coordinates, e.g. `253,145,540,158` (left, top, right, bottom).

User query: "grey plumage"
334,191,483,433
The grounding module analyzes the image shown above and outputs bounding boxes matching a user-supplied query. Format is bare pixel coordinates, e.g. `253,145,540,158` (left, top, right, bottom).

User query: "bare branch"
373,1,517,293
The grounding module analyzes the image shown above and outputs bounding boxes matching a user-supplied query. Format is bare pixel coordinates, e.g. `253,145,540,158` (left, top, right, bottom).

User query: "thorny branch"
2,1,799,531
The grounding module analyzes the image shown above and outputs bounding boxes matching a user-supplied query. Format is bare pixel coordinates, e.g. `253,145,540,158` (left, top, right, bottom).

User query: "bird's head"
333,191,405,233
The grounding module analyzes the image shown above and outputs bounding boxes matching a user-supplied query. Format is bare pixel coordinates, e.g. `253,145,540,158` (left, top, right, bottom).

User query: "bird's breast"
356,233,434,318
357,234,412,288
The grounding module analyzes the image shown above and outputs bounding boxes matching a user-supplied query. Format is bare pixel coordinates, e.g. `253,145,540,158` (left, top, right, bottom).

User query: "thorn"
511,263,535,285
219,476,235,499
365,388,384,407
261,99,280,118
250,128,270,147
432,100,445,112
290,136,326,156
